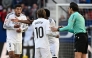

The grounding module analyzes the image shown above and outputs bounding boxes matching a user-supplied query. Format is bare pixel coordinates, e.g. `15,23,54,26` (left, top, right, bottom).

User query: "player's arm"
3,15,20,30
11,17,34,24
51,15,75,33
49,19,59,37
46,20,58,37
59,15,75,33
20,16,28,32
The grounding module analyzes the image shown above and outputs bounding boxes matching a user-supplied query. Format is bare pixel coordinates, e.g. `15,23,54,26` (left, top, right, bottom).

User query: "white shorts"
7,42,22,54
35,48,52,58
50,38,59,57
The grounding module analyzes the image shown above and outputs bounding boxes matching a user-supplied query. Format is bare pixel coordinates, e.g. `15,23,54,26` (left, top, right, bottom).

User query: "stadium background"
0,0,92,58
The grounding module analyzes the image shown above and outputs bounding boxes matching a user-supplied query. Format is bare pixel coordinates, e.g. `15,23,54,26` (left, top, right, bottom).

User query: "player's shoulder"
42,18,49,23
48,18,55,23
6,12,14,19
20,13,26,17
20,13,26,18
32,20,36,25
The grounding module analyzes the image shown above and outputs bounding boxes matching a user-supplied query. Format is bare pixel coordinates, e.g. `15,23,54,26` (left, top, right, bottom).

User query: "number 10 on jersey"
35,27,44,38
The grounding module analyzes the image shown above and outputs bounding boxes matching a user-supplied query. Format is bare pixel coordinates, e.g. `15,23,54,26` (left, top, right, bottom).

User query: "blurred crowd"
0,0,49,23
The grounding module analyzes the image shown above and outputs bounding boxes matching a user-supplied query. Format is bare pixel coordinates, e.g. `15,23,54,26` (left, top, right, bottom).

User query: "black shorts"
74,33,88,54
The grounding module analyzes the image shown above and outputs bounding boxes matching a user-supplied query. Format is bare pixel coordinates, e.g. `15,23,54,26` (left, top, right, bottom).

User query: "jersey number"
35,27,44,38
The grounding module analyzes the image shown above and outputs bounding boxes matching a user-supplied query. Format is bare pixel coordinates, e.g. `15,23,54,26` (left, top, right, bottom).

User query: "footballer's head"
37,8,46,18
68,2,79,14
44,9,50,18
14,4,22,16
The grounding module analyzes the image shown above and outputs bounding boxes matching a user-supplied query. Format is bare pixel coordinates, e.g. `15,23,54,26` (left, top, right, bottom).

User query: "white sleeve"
21,23,28,32
3,14,15,30
46,20,58,37
47,19,59,36
20,16,28,32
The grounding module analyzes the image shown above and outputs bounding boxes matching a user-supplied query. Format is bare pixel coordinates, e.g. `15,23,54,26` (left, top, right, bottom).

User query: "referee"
51,2,88,58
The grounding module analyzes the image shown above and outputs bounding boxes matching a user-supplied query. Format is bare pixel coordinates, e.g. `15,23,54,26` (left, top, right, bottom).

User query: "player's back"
32,18,50,48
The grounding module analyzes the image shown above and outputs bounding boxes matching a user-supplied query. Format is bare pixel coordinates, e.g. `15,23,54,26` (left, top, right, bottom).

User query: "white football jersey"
48,18,59,57
32,18,56,48
48,18,59,43
3,13,28,43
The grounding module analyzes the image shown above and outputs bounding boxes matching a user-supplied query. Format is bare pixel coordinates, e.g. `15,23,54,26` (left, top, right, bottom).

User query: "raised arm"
46,20,58,37
51,15,75,33
11,17,34,24
3,14,20,30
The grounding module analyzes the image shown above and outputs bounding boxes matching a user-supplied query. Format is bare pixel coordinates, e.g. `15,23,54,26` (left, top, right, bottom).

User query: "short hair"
70,2,79,11
44,9,50,17
14,4,22,9
37,8,46,18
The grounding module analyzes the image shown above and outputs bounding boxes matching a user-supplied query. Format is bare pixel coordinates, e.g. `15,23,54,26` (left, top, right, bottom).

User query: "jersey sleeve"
49,18,59,36
20,16,28,32
46,20,58,37
59,14,75,33
3,14,15,30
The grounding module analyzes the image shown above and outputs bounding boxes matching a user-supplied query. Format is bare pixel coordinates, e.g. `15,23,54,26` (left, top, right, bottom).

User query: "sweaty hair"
44,9,50,17
70,2,79,12
37,8,46,18
14,4,22,9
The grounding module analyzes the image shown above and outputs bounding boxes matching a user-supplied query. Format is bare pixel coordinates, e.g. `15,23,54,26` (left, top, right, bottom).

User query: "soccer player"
44,9,59,58
51,2,88,58
32,8,58,58
3,4,28,58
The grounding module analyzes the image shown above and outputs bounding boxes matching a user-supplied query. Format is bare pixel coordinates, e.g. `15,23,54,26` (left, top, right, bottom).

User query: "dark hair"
37,8,46,18
44,9,50,17
14,4,22,9
70,2,79,11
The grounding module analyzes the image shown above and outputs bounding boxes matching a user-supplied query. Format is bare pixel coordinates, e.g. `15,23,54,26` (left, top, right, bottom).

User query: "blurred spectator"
84,13,89,20
30,3,38,20
0,9,7,22
87,9,92,20
37,0,46,8
2,0,12,8
21,3,25,9
7,7,13,13
80,0,86,3
79,0,91,3
1,8,7,22
65,0,79,3
22,0,37,6
0,5,3,11
0,0,2,5
21,3,30,17
59,15,66,23
12,0,22,8
0,5,3,22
